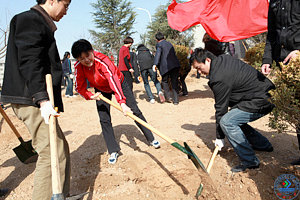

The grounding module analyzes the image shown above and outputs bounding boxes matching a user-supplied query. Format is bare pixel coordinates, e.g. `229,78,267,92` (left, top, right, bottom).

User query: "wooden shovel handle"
98,94,175,144
0,106,22,139
46,74,62,194
206,146,219,173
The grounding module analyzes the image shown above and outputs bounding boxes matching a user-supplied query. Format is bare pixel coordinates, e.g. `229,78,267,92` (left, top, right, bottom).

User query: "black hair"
36,0,72,5
123,36,134,44
189,48,216,64
62,51,70,62
71,39,93,59
137,44,145,49
155,32,164,41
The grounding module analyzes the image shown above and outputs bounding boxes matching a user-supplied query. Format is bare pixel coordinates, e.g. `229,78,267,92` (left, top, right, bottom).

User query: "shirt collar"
31,5,57,32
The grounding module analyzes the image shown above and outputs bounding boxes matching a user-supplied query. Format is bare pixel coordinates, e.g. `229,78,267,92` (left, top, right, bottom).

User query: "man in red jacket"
72,39,160,164
118,36,134,92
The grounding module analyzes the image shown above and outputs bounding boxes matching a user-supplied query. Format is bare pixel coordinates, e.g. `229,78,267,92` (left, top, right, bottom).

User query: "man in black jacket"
130,49,140,84
153,32,180,105
1,0,71,199
137,44,165,104
190,48,275,172
262,0,300,165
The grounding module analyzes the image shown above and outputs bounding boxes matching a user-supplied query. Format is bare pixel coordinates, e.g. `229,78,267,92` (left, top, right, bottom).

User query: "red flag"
167,0,269,42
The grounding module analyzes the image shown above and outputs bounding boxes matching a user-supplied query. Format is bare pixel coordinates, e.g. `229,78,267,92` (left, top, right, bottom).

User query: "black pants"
121,71,133,92
95,80,154,154
161,68,179,103
179,73,188,95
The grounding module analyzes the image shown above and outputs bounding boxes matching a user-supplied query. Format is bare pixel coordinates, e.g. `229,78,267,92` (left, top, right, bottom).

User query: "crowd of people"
0,0,299,199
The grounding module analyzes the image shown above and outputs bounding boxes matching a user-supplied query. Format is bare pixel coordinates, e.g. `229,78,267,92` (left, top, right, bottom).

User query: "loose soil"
0,71,299,200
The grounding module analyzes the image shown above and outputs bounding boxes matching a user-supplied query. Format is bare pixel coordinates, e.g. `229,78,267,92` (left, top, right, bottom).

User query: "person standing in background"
62,51,74,97
118,36,134,92
130,49,140,84
137,44,165,104
153,32,180,105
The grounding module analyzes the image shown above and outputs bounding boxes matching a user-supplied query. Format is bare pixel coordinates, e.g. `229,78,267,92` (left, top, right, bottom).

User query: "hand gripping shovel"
0,106,38,164
46,74,88,200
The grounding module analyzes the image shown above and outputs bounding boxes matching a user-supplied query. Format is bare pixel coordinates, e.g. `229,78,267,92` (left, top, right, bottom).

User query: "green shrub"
174,45,190,76
269,56,300,133
244,43,265,70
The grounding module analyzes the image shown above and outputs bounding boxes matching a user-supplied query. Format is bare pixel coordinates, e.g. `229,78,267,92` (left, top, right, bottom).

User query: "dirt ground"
0,71,300,200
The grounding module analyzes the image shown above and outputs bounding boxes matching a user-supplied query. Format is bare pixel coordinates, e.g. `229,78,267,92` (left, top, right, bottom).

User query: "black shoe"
291,158,300,165
252,145,273,152
231,164,260,173
166,98,173,103
173,102,179,105
0,188,9,197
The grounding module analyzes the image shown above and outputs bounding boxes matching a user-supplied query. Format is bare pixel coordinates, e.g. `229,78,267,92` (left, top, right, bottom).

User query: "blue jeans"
64,73,73,96
220,108,272,166
141,69,162,100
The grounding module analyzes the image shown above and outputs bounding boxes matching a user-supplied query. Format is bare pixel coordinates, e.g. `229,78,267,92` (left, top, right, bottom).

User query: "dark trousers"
95,80,154,154
161,68,179,103
179,73,188,95
64,73,73,96
121,71,133,92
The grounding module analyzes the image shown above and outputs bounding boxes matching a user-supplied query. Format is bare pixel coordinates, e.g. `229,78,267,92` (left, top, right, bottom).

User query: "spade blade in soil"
13,140,38,164
184,142,207,173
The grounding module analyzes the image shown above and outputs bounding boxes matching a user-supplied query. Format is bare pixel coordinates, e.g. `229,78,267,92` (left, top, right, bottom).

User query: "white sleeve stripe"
94,57,125,101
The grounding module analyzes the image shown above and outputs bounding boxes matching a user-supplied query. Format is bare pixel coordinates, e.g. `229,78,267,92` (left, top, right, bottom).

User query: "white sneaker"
150,99,155,104
108,152,119,164
65,95,70,98
150,140,160,149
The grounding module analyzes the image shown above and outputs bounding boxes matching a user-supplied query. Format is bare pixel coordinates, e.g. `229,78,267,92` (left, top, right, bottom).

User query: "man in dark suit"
153,32,180,105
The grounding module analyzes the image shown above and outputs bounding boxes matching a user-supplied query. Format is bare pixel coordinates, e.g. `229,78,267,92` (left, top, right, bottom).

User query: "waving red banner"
167,0,269,42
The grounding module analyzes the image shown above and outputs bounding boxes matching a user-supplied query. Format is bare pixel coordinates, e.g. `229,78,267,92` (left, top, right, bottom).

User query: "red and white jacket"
74,51,126,104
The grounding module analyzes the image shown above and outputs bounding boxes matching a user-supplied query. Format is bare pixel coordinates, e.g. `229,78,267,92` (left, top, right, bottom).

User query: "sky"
0,0,172,60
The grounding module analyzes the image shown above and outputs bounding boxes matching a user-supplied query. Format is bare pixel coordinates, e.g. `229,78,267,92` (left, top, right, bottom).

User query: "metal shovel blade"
184,142,207,173
13,140,38,164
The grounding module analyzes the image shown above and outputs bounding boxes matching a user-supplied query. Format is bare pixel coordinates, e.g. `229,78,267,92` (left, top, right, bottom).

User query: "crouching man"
190,48,275,172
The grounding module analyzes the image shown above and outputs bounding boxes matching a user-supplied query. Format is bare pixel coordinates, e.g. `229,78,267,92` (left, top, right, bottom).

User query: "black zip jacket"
1,6,63,111
209,55,275,139
263,0,300,64
137,45,153,71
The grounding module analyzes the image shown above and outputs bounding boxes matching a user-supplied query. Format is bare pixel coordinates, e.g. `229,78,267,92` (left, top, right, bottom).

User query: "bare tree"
0,27,8,60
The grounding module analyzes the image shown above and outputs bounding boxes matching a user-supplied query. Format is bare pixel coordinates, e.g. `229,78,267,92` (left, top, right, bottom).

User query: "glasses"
60,1,70,11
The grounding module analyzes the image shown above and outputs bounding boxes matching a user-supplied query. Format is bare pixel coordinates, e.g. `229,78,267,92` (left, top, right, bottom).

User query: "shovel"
97,94,207,172
206,146,219,173
0,106,38,164
46,74,89,200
